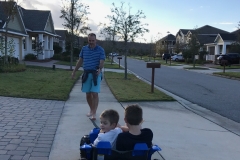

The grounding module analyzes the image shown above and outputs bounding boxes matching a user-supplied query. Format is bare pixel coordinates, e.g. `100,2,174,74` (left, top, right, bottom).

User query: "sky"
19,0,240,43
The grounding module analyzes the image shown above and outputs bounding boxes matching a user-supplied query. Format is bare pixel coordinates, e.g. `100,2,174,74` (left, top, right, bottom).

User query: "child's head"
124,104,143,125
100,109,119,133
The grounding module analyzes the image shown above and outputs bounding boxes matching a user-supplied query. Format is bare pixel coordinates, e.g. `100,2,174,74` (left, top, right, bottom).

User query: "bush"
0,63,26,73
53,45,62,54
51,54,62,60
25,54,37,60
62,56,71,62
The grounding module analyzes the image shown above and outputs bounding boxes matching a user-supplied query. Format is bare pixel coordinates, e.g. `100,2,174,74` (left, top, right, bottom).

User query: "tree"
60,0,90,70
230,21,240,53
106,2,149,79
188,29,200,68
1,0,18,64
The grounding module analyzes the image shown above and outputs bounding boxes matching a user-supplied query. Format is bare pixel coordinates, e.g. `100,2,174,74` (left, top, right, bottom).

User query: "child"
93,109,125,147
116,104,153,151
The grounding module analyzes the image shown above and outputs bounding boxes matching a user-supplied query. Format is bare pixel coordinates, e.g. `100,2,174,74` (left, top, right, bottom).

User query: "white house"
0,1,57,60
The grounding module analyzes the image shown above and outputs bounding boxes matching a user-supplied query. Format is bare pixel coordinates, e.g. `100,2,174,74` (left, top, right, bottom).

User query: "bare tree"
106,2,149,79
60,0,90,70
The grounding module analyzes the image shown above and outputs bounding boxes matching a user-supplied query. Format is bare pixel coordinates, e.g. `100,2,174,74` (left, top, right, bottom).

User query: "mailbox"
117,56,122,59
146,63,161,68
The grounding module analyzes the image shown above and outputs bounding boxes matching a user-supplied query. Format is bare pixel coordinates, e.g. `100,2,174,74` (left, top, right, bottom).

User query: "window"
32,37,36,49
23,37,26,49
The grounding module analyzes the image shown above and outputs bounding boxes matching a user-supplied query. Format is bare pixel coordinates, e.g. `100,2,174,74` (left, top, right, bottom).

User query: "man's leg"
91,92,99,119
86,93,93,116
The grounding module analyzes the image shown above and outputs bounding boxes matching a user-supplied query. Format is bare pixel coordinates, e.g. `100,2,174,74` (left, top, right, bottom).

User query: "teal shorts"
82,73,102,93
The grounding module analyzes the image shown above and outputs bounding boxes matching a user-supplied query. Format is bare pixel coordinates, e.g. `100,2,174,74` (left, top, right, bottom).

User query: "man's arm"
97,59,104,75
71,58,83,79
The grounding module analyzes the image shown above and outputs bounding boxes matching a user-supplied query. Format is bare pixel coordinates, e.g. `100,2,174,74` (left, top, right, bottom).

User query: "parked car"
171,54,184,61
109,53,119,57
217,53,240,66
162,53,171,60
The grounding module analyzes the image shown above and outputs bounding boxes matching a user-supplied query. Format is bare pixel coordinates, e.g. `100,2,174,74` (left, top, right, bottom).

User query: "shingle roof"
180,29,192,35
219,33,237,41
55,30,67,40
20,7,49,31
0,1,16,29
193,25,229,34
196,35,217,45
161,34,176,41
231,29,240,34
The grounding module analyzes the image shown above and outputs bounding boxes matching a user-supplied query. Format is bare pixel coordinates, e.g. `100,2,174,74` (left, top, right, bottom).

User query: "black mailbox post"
146,63,161,93
221,60,228,73
117,56,122,68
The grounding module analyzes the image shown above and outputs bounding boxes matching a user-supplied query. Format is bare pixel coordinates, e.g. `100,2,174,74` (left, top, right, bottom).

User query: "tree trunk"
4,23,8,65
124,41,128,80
70,0,74,70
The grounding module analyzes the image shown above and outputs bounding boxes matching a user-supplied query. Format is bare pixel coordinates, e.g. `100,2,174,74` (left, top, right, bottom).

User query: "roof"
180,29,193,35
20,7,50,31
231,29,240,34
0,1,16,29
196,35,217,45
219,33,237,41
55,30,68,40
160,34,176,41
192,25,229,34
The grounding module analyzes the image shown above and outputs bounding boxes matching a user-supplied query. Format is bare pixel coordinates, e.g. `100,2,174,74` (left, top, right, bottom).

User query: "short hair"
88,33,96,38
100,109,119,125
125,104,143,125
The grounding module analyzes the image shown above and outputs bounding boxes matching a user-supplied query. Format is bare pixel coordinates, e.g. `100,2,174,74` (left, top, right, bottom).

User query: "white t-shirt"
93,127,122,147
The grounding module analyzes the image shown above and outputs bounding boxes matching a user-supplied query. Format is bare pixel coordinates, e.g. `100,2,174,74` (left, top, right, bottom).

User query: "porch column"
215,45,219,55
50,37,54,57
44,36,49,58
38,34,44,59
222,43,226,55
214,45,219,64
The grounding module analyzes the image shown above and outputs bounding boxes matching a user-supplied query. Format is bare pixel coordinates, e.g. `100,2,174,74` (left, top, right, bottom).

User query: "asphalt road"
116,56,240,123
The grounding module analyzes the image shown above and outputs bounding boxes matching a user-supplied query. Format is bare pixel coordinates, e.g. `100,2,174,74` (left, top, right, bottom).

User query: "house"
54,29,67,53
0,1,57,60
205,30,239,62
156,34,176,55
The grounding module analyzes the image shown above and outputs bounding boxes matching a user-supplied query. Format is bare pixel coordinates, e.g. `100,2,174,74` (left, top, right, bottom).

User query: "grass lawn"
55,60,123,69
104,72,175,102
213,72,240,79
184,67,209,70
0,66,82,100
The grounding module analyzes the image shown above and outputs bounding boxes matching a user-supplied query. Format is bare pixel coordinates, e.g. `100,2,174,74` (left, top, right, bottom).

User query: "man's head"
100,109,119,133
124,104,143,125
88,33,97,49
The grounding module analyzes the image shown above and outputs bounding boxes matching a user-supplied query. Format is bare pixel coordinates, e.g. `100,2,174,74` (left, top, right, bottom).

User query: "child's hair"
125,104,143,125
100,109,119,126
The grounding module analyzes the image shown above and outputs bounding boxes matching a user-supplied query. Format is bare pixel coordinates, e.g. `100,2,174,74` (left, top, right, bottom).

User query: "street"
115,56,240,123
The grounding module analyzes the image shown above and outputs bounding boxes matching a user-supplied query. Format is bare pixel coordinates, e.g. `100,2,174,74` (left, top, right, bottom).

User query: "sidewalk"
48,74,240,160
21,60,240,159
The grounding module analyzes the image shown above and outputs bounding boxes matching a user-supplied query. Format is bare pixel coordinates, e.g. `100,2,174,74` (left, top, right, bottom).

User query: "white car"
109,53,118,56
171,55,184,61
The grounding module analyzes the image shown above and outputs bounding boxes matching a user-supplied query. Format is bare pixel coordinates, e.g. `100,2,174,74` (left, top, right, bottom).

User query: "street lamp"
167,31,170,54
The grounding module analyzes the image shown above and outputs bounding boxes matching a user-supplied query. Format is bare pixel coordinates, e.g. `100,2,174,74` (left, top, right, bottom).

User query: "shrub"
25,54,37,60
53,44,62,54
51,54,62,60
0,63,26,73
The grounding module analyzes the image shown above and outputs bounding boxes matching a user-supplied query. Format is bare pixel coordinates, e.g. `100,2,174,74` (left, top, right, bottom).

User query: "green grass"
55,60,123,69
184,67,209,70
0,66,82,100
213,72,240,78
104,72,175,102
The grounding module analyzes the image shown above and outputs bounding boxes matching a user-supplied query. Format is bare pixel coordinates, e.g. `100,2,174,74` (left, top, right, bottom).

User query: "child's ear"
124,118,127,123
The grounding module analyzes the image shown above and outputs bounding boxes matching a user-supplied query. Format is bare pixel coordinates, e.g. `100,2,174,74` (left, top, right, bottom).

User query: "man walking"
72,33,105,120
